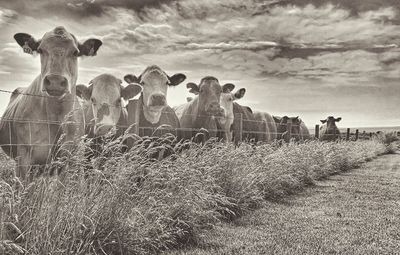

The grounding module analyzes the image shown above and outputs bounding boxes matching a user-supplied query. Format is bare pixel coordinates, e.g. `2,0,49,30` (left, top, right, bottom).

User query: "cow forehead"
40,27,77,49
141,69,169,85
92,75,121,101
221,93,234,102
200,79,220,91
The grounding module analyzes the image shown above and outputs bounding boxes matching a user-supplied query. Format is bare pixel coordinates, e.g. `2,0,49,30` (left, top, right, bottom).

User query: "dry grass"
0,134,388,254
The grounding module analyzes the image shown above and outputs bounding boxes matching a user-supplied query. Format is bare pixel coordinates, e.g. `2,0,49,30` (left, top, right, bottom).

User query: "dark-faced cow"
124,65,185,137
320,116,342,141
174,76,224,142
0,26,102,181
274,116,310,142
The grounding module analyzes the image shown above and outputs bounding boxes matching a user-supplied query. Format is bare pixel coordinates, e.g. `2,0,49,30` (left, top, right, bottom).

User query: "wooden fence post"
315,124,319,140
346,128,350,141
126,99,141,148
369,132,372,138
355,129,359,141
286,118,292,143
234,113,243,145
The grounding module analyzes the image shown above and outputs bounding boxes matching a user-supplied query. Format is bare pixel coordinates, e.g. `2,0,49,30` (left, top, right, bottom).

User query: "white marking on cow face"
141,69,169,111
220,93,235,125
90,74,123,136
38,27,79,97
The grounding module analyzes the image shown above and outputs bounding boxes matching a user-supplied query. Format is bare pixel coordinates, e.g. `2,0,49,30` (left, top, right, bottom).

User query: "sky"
0,0,399,128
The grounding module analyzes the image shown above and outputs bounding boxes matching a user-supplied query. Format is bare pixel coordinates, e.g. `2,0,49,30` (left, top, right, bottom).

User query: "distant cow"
320,116,341,141
174,76,224,142
218,83,246,142
124,65,185,137
274,116,310,141
253,111,277,143
76,74,142,137
0,26,102,181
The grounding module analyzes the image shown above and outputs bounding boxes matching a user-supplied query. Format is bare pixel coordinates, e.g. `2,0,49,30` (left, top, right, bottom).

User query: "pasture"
0,135,391,254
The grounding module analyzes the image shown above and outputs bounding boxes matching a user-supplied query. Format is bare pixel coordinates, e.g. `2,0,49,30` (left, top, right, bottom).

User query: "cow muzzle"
43,74,69,97
149,93,167,107
206,102,224,116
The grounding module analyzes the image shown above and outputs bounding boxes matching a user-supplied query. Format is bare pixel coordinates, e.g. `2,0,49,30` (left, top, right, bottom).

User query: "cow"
124,65,185,137
218,83,246,142
76,74,142,138
0,26,102,181
320,116,342,141
174,76,224,142
231,103,262,143
253,111,277,143
274,116,310,141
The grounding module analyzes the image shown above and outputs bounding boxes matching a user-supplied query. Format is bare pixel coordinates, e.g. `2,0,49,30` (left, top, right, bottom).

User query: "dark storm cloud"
0,0,175,18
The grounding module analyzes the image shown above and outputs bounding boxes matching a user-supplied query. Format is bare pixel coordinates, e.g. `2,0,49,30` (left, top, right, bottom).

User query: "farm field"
168,153,400,255
0,138,393,254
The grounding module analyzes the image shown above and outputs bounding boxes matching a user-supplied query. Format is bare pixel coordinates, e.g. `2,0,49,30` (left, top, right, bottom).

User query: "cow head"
320,116,341,133
277,116,301,140
187,76,223,116
219,83,245,124
124,65,185,110
14,26,102,98
76,74,142,136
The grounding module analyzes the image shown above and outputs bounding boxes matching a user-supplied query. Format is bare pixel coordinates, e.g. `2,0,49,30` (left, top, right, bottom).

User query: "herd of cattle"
0,27,343,180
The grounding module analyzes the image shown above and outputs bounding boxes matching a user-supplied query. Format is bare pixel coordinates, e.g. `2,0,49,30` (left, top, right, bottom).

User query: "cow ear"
273,116,281,123
186,97,193,102
14,33,40,55
187,82,199,95
234,88,246,100
121,83,142,100
124,74,140,84
320,119,327,124
335,117,342,122
168,73,186,86
76,84,92,101
222,83,235,93
78,39,102,56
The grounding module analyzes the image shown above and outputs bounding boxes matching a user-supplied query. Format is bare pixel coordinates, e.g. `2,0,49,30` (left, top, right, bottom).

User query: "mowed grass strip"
0,138,389,254
169,153,400,255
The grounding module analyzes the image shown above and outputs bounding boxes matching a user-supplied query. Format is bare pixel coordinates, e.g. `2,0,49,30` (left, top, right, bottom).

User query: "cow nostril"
43,77,51,87
60,78,68,88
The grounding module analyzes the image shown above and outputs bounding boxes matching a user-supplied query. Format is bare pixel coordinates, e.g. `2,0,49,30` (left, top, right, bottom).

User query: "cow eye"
73,50,79,57
116,98,122,105
36,48,43,54
90,98,96,104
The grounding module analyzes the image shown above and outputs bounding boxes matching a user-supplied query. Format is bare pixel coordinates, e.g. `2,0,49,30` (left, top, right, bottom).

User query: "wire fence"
0,88,395,151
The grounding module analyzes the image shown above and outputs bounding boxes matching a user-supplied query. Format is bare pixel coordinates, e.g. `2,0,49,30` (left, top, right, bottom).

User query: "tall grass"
0,136,388,254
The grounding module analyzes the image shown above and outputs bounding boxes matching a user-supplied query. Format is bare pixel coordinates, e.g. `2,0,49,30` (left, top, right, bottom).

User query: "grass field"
168,153,400,255
0,136,393,254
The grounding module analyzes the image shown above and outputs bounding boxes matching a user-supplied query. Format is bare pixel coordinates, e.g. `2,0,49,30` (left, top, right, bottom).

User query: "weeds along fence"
0,88,393,152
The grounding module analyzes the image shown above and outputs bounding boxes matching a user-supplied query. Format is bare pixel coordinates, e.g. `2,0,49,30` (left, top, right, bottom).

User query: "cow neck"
140,94,163,125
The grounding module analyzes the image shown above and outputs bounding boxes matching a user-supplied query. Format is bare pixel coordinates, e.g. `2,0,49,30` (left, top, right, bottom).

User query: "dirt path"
168,153,400,255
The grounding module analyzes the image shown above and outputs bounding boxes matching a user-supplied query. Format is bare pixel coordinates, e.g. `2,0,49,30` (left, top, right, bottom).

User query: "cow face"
187,76,223,116
14,26,102,97
320,116,341,132
124,65,186,112
277,116,301,140
219,83,245,125
76,74,142,136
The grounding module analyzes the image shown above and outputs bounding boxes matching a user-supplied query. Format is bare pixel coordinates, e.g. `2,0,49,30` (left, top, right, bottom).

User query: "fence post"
346,128,350,141
315,124,319,140
126,99,141,148
286,118,292,143
355,129,359,141
369,132,372,138
234,113,243,145
362,131,366,140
